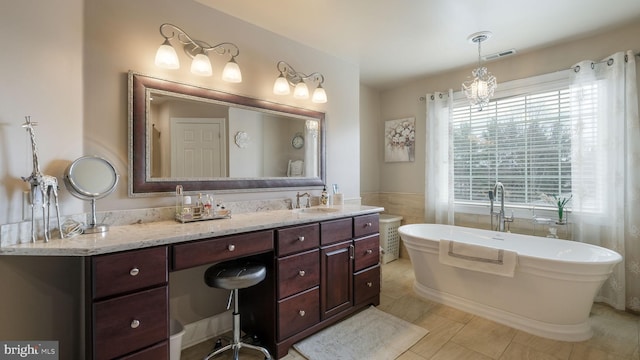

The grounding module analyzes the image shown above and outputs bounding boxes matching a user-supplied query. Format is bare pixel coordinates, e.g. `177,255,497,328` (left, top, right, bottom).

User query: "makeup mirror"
64,156,119,234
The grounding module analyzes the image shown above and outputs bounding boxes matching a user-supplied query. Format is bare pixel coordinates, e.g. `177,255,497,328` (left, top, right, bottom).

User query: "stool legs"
203,289,272,360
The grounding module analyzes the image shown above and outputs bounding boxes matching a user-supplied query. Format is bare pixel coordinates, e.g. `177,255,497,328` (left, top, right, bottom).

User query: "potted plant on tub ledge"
541,193,572,225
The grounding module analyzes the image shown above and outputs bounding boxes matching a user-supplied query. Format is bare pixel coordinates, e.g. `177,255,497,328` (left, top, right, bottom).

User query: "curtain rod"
419,51,640,101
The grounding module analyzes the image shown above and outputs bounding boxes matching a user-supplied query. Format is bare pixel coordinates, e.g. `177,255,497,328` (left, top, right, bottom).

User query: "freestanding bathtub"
398,223,622,341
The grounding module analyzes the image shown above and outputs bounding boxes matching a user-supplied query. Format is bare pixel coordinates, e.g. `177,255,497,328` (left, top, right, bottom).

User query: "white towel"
439,239,517,277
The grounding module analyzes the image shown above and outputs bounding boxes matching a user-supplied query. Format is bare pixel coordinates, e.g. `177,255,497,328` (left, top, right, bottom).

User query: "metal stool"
204,260,272,360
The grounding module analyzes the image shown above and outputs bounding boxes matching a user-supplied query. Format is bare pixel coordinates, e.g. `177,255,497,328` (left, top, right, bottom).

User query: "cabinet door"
320,240,353,319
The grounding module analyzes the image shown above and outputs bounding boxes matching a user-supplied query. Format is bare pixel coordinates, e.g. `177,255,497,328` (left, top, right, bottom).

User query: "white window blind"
452,88,577,207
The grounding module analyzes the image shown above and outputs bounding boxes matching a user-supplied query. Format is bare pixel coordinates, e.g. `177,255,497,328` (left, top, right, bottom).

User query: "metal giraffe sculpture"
21,116,63,242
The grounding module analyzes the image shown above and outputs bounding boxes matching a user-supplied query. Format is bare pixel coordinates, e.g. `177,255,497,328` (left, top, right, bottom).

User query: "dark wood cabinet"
86,246,169,360
172,230,274,270
272,213,380,358
320,240,353,319
354,265,381,305
277,287,320,340
84,212,380,360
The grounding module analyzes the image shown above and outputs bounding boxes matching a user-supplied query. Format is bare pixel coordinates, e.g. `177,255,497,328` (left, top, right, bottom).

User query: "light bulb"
312,85,327,103
273,74,290,95
222,57,242,83
154,40,179,69
190,52,212,76
293,82,309,99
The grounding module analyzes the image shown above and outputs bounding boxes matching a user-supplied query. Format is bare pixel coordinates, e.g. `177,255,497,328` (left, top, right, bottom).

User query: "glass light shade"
293,82,309,99
155,40,180,69
273,75,290,95
311,85,327,103
190,52,213,76
221,58,242,83
462,66,496,110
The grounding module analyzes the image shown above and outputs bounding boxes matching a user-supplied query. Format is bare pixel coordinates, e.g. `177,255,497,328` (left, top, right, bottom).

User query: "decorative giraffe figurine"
21,116,63,242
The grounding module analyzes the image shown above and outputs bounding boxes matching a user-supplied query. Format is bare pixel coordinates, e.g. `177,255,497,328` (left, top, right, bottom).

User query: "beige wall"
0,0,360,357
361,20,640,232
359,85,381,193
0,1,84,358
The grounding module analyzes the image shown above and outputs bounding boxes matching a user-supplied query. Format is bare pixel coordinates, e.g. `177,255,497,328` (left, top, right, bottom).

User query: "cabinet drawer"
92,246,168,299
277,223,319,257
354,214,379,238
277,249,319,299
93,286,168,360
277,287,320,341
354,265,380,305
118,340,168,359
354,234,380,272
172,230,273,270
320,218,352,245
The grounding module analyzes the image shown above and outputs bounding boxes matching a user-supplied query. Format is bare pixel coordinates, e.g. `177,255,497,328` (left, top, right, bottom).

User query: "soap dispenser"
321,186,328,205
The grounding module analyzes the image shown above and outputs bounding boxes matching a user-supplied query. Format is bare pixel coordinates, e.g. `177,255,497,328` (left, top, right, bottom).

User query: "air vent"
483,49,517,61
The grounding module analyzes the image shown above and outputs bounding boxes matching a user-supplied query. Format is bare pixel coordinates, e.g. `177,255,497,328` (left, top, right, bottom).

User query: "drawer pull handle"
298,236,305,242
367,282,373,287
228,244,235,251
299,310,306,317
366,249,373,255
298,270,306,277
130,319,141,329
365,222,372,227
129,267,140,276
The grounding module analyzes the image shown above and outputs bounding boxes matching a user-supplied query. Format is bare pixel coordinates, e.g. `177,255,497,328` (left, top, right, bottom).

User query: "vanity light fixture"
462,31,497,111
273,61,327,103
154,23,242,83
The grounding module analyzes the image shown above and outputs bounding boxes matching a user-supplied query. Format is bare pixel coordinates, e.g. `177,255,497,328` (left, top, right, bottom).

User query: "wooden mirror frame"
128,71,326,196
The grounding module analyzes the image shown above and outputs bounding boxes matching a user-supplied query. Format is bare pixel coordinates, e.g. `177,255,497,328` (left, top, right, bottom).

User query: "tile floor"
181,258,640,360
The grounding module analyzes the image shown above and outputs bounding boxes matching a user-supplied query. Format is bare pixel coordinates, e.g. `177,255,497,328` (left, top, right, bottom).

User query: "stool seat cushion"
204,260,266,290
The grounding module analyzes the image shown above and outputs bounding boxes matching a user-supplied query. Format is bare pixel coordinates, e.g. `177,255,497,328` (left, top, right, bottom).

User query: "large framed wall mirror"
128,71,325,195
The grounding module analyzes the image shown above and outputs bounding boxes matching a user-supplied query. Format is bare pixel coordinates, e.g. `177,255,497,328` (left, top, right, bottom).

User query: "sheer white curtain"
570,50,640,310
425,90,455,224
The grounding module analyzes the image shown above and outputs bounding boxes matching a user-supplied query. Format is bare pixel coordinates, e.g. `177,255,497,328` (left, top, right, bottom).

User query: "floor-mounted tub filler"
398,224,622,341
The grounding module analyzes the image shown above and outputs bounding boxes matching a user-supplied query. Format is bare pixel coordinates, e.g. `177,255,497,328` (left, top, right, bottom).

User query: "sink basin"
293,207,340,215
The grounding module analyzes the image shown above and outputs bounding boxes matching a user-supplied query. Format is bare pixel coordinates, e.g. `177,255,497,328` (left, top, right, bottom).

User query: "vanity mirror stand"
64,156,119,233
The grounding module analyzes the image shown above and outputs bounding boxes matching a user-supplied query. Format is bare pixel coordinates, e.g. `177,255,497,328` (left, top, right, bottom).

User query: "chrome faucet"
489,182,513,232
296,192,311,208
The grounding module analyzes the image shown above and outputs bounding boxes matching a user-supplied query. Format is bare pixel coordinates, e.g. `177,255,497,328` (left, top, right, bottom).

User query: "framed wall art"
384,117,415,162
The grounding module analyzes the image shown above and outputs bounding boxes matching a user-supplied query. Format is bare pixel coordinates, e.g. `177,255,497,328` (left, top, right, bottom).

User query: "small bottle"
203,194,213,216
182,196,193,220
321,186,328,205
193,194,203,218
175,185,184,218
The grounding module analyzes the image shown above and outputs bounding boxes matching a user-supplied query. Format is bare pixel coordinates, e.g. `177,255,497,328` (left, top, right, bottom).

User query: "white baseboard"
179,310,233,349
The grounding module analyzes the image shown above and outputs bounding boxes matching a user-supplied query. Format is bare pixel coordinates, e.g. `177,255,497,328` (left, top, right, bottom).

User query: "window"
452,88,575,207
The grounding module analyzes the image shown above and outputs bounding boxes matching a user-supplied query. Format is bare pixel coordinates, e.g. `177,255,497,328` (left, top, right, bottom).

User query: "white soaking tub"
398,223,622,341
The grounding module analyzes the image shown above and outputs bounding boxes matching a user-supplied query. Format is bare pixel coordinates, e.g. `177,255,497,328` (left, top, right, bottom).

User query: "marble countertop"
0,205,383,256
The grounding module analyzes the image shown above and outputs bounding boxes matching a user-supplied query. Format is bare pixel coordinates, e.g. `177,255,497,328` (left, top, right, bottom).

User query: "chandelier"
462,31,497,111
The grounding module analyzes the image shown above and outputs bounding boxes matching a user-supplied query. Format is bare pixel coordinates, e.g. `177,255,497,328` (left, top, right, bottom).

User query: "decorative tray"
175,209,231,223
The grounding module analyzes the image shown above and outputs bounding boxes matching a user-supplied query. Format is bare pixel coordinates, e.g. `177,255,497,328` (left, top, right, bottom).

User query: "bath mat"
293,306,428,360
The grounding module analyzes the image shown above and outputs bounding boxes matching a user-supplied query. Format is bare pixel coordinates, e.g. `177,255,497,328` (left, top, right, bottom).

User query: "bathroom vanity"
0,205,382,359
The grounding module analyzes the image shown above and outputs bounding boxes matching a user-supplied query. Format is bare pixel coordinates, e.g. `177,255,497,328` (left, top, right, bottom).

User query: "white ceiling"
196,0,640,90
